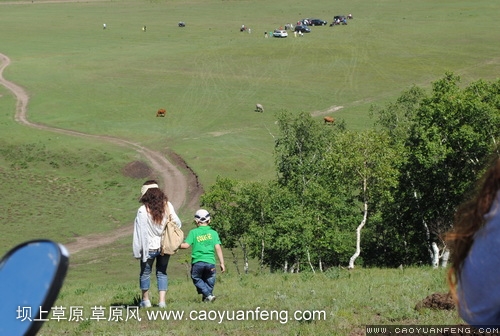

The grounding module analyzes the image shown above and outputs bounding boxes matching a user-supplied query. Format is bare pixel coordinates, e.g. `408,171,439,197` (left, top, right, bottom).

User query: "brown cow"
324,116,335,124
156,109,166,117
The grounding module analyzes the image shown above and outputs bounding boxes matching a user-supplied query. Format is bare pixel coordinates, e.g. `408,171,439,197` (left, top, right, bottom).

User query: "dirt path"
0,53,203,254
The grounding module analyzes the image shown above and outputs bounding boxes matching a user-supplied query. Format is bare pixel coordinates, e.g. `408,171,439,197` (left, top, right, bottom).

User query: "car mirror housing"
0,240,69,336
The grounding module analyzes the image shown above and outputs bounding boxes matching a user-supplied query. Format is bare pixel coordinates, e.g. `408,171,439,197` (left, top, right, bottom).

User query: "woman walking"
132,180,182,308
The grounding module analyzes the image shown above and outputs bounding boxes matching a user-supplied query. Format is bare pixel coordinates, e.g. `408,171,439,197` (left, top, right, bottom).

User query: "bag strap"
162,203,173,233
160,203,172,256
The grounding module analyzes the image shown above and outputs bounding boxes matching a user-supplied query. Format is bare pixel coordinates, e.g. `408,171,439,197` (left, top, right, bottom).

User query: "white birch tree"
327,130,400,269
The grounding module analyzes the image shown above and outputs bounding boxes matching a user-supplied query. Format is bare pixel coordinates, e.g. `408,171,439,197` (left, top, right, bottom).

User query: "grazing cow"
255,104,264,113
156,109,166,117
324,116,335,124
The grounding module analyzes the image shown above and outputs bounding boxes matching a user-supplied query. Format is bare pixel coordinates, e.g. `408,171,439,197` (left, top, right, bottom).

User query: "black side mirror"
0,240,69,336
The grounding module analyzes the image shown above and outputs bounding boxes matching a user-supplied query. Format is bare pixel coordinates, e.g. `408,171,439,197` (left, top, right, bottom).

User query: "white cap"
194,209,210,223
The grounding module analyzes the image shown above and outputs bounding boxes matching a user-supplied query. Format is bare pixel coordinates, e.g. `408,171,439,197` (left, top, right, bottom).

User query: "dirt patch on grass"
209,131,232,137
310,105,344,117
415,292,455,311
122,161,154,179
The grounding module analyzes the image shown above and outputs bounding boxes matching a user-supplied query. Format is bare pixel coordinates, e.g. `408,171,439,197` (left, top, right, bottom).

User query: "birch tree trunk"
348,177,368,269
441,248,450,268
239,240,249,274
414,188,435,265
260,238,265,271
424,219,437,266
431,242,440,269
243,249,249,274
307,248,315,273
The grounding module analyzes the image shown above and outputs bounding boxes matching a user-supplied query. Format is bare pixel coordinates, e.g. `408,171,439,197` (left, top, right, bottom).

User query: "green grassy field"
1,0,499,187
1,0,498,334
41,237,462,335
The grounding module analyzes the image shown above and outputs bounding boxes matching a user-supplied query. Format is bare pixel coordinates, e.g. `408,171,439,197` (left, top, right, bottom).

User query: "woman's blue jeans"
140,251,170,291
191,262,216,298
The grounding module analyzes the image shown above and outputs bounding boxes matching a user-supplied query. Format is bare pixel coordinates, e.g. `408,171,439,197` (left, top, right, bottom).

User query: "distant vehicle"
273,29,288,38
294,25,311,33
330,15,348,26
300,18,311,26
309,18,327,26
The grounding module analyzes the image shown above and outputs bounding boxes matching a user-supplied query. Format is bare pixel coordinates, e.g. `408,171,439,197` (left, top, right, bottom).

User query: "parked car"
294,25,311,33
273,29,288,38
299,18,311,26
309,18,327,26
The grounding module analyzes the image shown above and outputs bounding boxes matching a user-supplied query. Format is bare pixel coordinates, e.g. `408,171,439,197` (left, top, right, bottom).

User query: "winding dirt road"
0,53,202,254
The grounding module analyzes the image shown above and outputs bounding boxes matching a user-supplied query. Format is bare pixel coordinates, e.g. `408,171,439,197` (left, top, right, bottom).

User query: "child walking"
180,209,225,302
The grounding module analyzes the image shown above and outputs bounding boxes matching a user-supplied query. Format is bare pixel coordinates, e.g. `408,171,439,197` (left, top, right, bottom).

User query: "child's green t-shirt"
185,225,221,265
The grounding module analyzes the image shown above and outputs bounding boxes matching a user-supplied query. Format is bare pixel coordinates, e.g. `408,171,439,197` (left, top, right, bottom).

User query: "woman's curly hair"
140,184,168,225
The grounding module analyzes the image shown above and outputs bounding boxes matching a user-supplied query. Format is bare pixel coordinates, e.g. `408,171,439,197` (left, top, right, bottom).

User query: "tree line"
201,73,500,273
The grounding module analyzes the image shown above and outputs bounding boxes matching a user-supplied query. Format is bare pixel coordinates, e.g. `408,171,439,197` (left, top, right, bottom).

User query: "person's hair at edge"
140,180,168,224
446,155,500,302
